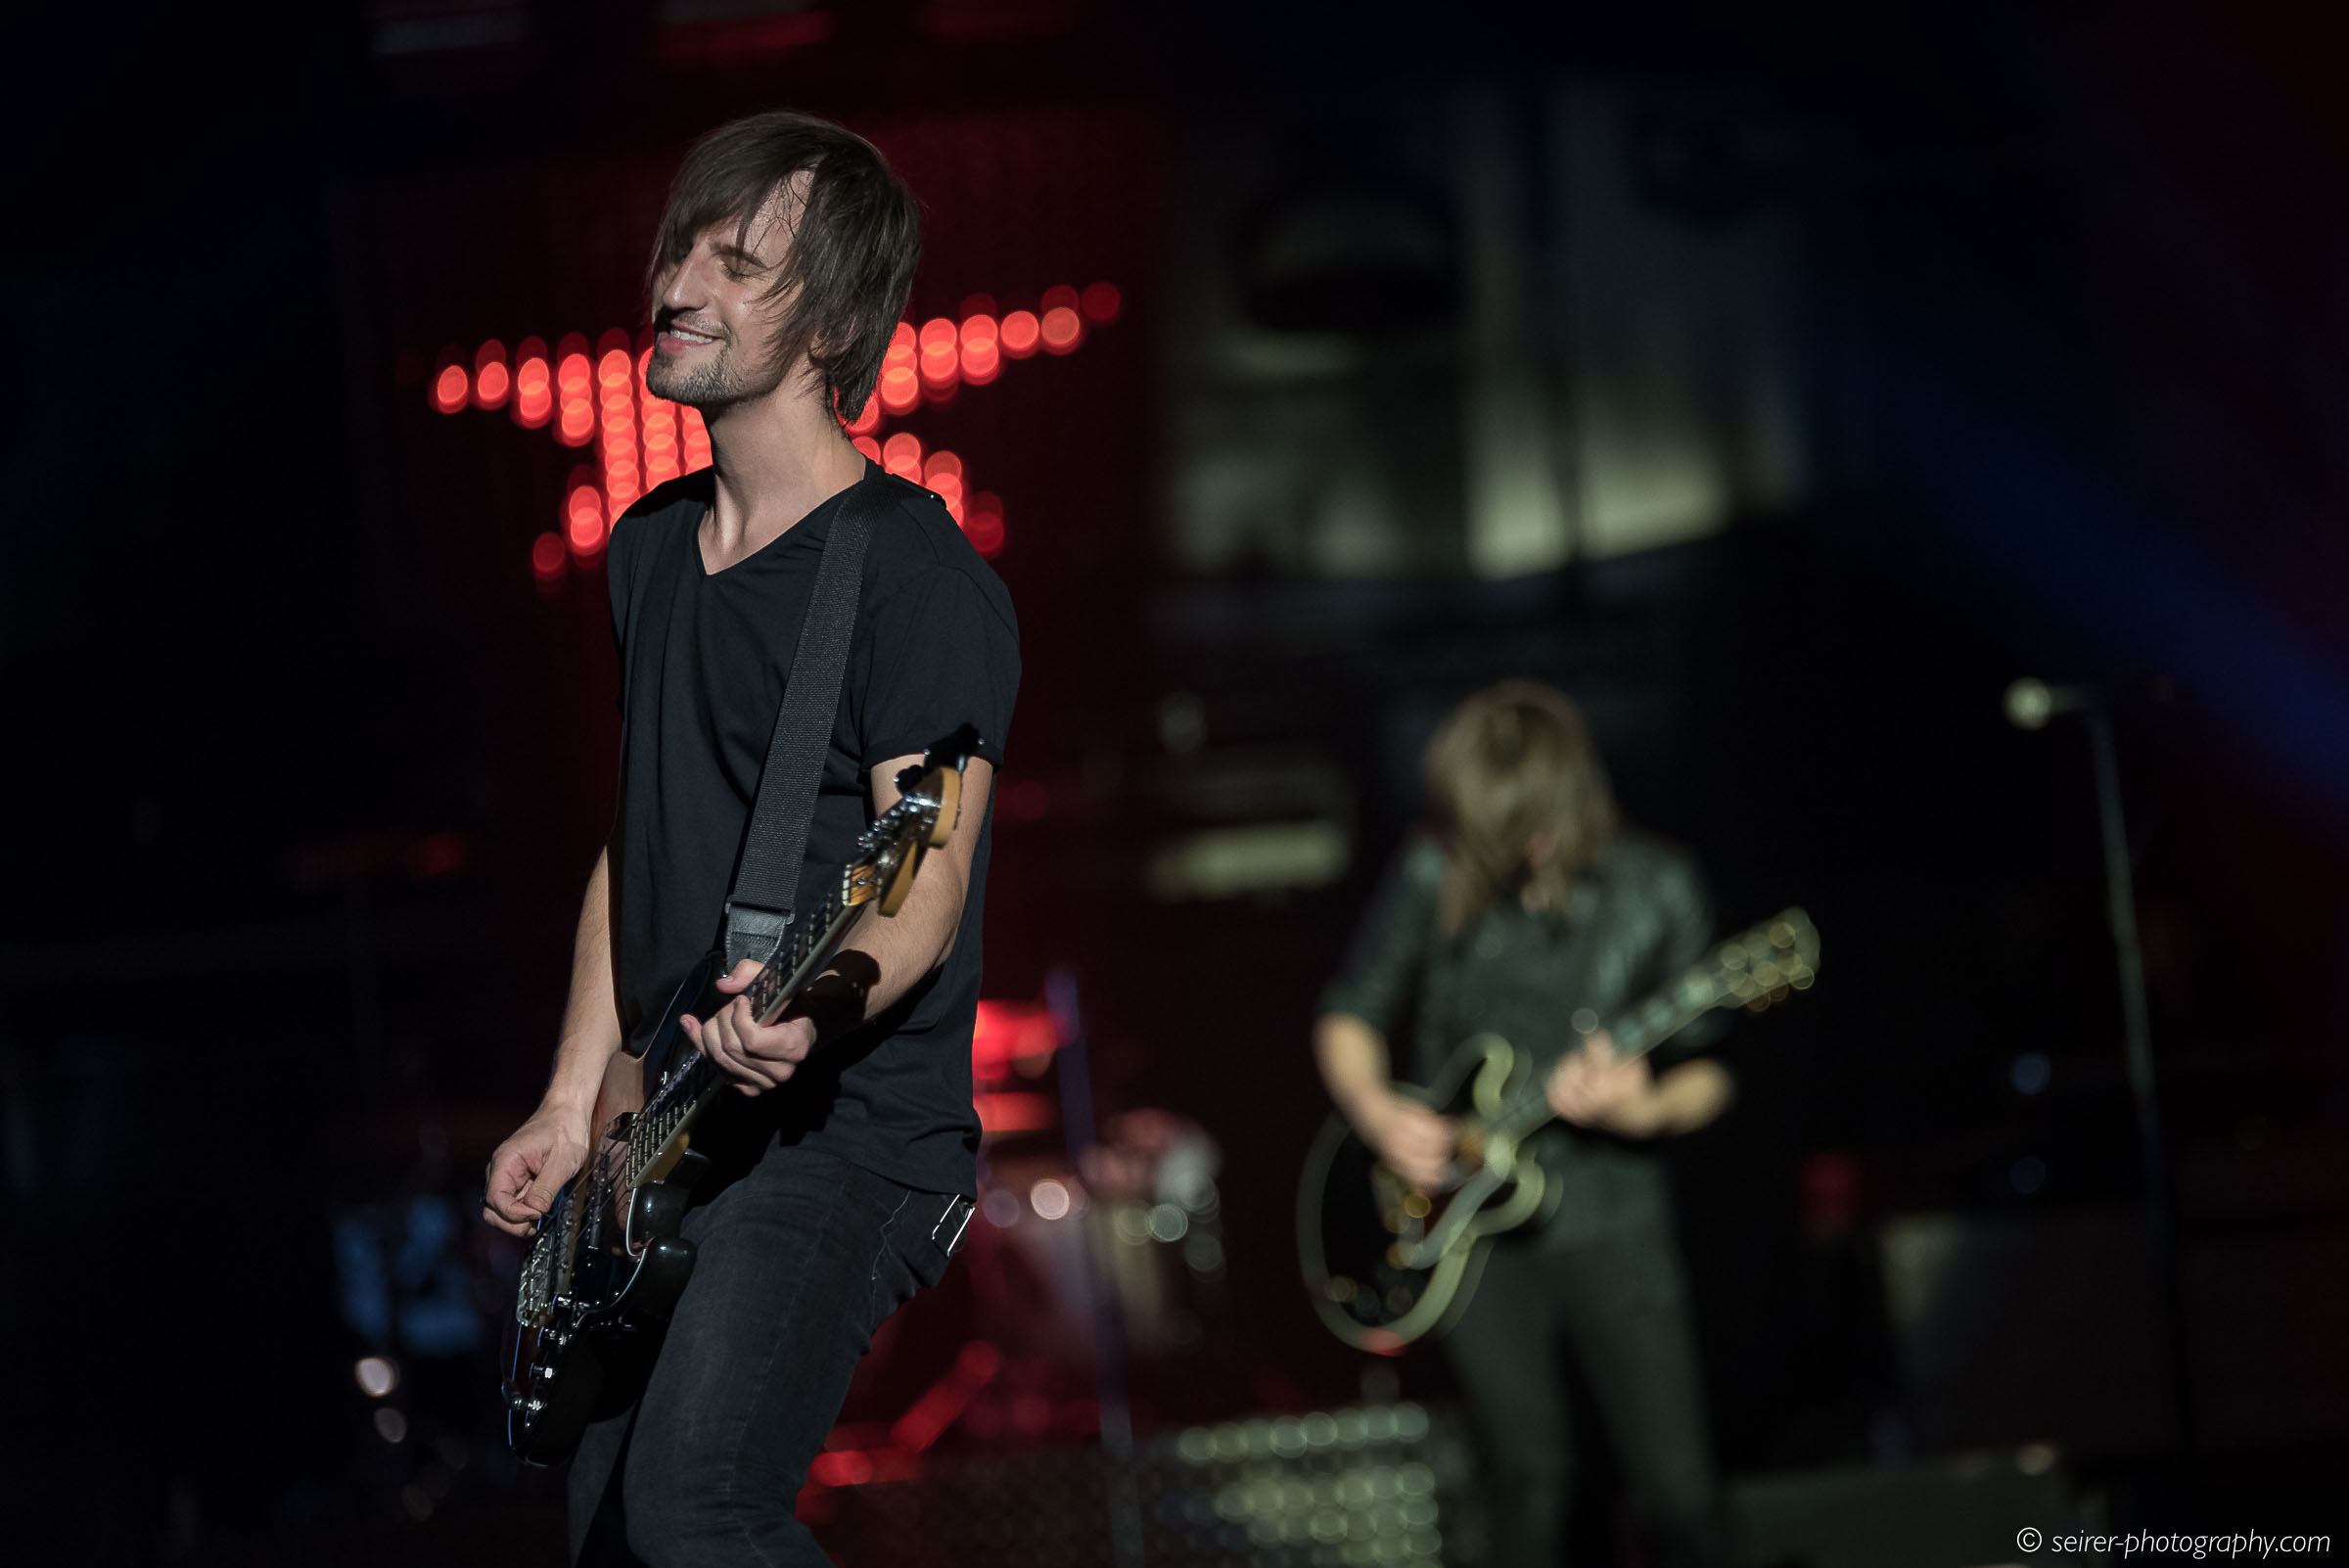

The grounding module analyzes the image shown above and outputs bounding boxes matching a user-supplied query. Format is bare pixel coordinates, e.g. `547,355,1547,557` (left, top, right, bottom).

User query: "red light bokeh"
1080,281,1122,323
998,310,1040,359
566,484,606,556
1039,306,1082,355
882,431,923,482
415,286,1113,586
967,491,1005,558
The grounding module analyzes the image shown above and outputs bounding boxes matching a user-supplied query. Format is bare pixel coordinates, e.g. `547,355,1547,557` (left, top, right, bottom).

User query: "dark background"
4,1,2346,1563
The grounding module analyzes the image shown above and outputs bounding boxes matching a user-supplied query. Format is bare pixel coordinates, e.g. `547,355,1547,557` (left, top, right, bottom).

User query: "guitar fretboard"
1489,909,1817,1143
618,791,937,1192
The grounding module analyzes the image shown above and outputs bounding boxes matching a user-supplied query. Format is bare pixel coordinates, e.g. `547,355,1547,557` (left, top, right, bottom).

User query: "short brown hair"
650,112,920,419
1422,680,1620,934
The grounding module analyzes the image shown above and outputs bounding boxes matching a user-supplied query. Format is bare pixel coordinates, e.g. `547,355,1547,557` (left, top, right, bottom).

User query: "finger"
680,1013,704,1044
742,1020,810,1068
714,959,762,993
483,1208,533,1238
706,1017,781,1092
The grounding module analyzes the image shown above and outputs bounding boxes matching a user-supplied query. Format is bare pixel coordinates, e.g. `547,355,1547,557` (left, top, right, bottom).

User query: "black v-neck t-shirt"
605,463,1020,1196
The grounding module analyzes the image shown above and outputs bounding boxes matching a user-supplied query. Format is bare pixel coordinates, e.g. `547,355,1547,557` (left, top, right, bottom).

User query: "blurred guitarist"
1314,681,1733,1568
480,113,1019,1566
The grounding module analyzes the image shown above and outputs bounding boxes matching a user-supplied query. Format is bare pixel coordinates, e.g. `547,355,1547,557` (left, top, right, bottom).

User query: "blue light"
2010,1052,2052,1095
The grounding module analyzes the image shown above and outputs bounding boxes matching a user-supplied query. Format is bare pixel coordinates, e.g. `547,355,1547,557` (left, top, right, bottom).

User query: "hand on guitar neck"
1547,1033,1732,1140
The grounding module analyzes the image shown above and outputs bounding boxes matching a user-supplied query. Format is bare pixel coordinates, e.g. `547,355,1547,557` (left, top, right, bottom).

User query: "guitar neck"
1487,907,1817,1143
620,888,866,1190
1490,992,1718,1142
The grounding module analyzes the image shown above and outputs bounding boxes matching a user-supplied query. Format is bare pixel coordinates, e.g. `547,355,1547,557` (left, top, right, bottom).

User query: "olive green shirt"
1318,832,1723,1242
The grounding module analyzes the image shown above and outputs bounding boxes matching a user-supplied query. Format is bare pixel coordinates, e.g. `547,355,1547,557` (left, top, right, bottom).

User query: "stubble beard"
644,334,791,412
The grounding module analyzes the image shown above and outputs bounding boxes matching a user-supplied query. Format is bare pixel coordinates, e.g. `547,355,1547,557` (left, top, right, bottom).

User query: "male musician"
482,113,1019,1566
1313,681,1733,1567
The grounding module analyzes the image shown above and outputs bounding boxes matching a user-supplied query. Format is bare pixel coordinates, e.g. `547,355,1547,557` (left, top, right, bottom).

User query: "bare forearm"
542,849,626,1115
1314,1013,1400,1128
815,852,967,1030
1643,1059,1733,1136
797,757,993,1041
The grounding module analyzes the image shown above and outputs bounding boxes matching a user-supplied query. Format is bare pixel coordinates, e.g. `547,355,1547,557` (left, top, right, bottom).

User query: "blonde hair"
1422,680,1620,934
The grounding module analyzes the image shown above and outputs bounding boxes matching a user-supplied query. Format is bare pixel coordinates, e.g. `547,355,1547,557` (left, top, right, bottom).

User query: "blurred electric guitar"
1297,908,1819,1352
503,730,977,1465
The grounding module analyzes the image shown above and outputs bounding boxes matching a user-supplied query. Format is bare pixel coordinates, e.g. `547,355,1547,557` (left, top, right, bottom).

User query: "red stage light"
959,293,998,320
639,349,681,487
974,1092,1053,1133
1040,284,1080,314
882,432,923,482
513,337,551,428
473,342,511,409
852,435,882,463
680,406,712,472
531,531,567,582
556,347,594,447
958,314,999,385
566,485,606,556
433,363,468,413
599,353,640,512
967,492,1005,558
1080,281,1122,323
1039,305,1082,354
998,310,1039,359
844,392,881,436
879,365,920,414
918,316,959,395
924,450,965,521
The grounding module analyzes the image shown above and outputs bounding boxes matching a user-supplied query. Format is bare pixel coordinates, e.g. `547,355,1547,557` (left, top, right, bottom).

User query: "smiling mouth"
658,323,720,349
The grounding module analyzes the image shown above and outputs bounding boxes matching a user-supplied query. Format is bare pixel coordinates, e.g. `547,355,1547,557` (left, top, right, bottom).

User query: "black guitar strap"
720,467,898,973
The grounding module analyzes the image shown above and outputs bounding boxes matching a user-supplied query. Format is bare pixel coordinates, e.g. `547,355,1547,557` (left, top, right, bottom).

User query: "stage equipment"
1298,909,1819,1351
807,1402,1473,1568
2005,675,2195,1451
505,735,975,1464
1729,1448,2083,1568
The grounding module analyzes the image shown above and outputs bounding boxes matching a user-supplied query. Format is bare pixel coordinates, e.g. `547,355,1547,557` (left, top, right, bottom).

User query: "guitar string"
620,795,931,1191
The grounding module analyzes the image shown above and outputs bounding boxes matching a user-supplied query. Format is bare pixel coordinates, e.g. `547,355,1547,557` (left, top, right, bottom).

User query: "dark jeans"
569,1144,961,1568
1443,1226,1732,1568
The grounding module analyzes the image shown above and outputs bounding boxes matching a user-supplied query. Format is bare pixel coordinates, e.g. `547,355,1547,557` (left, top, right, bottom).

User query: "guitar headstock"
893,724,981,851
842,726,985,917
1712,907,1819,1011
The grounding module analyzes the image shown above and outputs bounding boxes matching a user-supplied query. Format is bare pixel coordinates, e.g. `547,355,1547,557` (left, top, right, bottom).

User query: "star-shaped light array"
422,282,1121,586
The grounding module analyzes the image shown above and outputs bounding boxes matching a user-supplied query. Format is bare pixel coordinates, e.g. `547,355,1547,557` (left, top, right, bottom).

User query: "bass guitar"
504,732,975,1464
1297,907,1819,1352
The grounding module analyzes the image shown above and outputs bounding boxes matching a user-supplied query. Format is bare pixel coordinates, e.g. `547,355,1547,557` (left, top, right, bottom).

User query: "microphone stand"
2006,680,2199,1459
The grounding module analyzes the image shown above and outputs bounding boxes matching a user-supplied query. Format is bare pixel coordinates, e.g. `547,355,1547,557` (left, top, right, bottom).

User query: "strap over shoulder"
720,470,899,971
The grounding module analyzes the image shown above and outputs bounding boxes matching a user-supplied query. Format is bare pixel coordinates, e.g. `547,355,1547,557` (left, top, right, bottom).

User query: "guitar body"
1297,907,1819,1352
504,737,977,1465
504,959,729,1464
1297,1035,1559,1353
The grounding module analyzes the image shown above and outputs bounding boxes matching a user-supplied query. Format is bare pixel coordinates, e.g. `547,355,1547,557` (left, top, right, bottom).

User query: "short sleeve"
856,565,1020,770
1316,839,1446,1038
